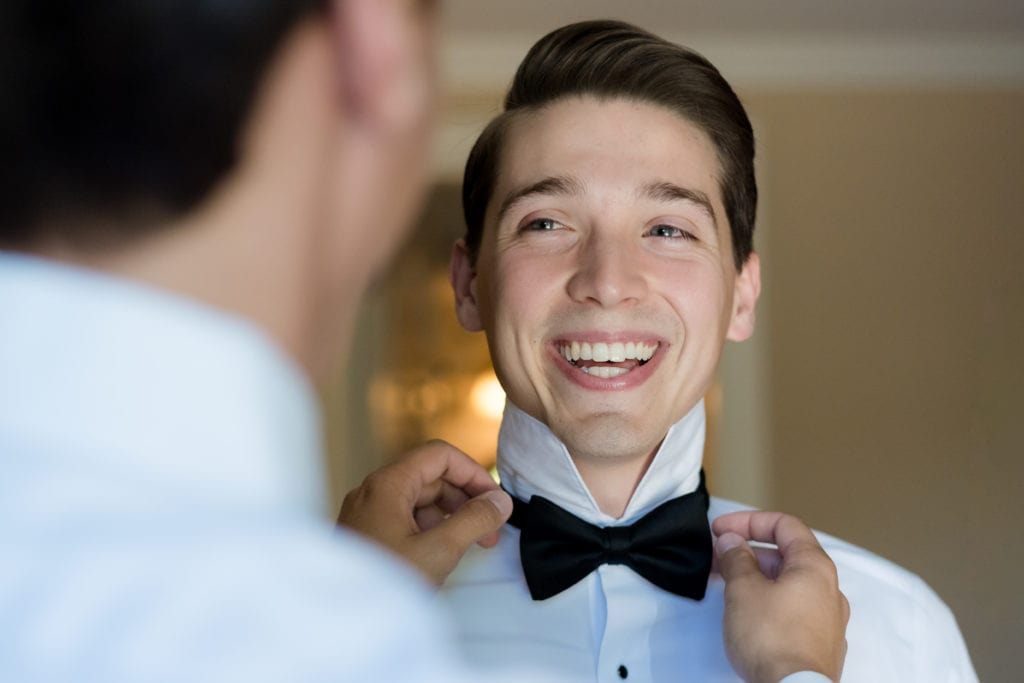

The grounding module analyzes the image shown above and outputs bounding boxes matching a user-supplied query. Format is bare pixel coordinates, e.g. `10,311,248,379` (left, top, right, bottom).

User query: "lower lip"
547,344,663,391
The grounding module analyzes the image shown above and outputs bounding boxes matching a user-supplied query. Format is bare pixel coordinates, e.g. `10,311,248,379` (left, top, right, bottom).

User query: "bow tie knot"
601,526,632,563
505,471,713,601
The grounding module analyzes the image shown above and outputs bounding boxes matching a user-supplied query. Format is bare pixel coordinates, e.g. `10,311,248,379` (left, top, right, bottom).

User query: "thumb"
430,489,513,557
716,531,762,584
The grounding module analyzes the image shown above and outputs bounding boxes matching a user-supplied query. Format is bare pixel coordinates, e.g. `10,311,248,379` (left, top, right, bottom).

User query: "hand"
713,511,850,683
338,439,513,585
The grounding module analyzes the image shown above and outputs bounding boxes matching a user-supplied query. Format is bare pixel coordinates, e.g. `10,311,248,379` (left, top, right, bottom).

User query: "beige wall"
745,89,1023,682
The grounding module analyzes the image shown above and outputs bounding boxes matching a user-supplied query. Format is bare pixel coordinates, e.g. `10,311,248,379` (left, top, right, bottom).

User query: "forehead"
493,96,724,209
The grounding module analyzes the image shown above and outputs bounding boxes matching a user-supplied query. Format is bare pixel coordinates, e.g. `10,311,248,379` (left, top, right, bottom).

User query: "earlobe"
450,239,483,332
726,252,761,342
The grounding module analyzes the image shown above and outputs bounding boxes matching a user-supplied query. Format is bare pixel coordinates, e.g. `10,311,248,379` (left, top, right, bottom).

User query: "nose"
566,235,647,307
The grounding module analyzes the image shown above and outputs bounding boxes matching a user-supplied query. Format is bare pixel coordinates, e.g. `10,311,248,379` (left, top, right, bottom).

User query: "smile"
557,340,658,379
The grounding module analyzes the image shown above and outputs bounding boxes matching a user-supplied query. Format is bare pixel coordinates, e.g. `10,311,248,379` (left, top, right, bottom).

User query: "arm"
713,511,850,683
337,439,513,585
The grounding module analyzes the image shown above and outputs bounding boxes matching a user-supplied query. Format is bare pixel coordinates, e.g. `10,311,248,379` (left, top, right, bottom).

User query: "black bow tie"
505,471,712,601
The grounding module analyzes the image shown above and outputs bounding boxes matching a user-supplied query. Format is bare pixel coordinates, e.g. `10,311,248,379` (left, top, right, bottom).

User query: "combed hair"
462,20,757,269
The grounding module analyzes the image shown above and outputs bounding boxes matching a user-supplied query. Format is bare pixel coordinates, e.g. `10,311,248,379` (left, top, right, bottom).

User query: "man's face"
452,96,760,465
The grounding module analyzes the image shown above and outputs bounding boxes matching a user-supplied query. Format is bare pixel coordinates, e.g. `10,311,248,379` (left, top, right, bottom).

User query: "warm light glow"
470,371,506,420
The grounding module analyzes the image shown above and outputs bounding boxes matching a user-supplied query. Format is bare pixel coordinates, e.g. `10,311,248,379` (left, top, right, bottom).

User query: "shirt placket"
594,564,653,683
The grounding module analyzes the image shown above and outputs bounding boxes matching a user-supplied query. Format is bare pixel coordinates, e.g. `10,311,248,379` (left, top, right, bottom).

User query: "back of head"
0,1,322,250
462,19,757,269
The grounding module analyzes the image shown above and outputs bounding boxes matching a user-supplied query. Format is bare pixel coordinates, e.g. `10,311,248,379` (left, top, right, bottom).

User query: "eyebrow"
638,181,717,227
495,175,585,225
494,176,718,228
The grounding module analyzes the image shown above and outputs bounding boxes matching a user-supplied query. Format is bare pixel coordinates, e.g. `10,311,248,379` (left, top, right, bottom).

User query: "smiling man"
442,20,976,683
458,96,757,520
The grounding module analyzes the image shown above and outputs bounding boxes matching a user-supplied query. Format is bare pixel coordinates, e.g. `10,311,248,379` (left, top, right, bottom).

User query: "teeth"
558,340,659,363
582,366,629,379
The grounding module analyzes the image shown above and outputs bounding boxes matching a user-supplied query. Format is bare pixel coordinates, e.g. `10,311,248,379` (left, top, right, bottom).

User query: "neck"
34,183,320,377
29,17,361,387
572,446,660,518
496,401,707,526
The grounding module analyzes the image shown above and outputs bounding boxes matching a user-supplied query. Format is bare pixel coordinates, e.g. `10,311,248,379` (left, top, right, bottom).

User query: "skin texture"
451,96,760,517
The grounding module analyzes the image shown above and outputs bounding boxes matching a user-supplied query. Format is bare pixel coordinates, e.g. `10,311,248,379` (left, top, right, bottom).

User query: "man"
1,3,843,682
441,20,977,682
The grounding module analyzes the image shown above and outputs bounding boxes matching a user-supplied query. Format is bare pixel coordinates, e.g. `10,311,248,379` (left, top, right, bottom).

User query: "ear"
450,239,483,332
329,0,428,130
726,252,761,342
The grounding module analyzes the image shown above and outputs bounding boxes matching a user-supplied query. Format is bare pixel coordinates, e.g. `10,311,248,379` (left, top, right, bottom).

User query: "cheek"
489,255,558,326
659,267,732,333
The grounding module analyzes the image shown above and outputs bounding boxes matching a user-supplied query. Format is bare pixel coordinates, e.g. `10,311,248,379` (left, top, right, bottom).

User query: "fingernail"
715,532,745,555
480,489,513,518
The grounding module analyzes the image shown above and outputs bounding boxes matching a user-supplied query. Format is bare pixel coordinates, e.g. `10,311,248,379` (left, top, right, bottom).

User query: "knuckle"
423,438,456,456
339,487,367,516
360,469,393,496
422,438,446,450
814,553,840,584
361,469,384,489
825,562,840,585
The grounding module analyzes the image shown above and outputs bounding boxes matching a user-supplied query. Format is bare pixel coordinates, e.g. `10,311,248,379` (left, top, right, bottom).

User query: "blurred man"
443,20,976,682
2,3,847,682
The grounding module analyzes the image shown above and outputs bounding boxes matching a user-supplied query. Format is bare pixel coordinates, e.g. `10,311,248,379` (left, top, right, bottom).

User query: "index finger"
712,511,826,567
395,439,499,508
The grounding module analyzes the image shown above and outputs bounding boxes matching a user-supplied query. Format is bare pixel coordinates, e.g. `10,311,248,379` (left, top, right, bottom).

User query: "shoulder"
3,513,467,682
709,496,951,617
711,496,930,594
185,523,454,671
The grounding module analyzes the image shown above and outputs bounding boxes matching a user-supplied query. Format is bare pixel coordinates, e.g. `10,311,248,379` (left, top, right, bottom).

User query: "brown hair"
461,20,757,269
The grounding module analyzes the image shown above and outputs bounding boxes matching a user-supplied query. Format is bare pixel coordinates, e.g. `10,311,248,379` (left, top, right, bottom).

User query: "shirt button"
617,664,628,679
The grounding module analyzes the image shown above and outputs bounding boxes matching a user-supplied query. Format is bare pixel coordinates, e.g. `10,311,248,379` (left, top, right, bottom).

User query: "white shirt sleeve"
778,673,834,683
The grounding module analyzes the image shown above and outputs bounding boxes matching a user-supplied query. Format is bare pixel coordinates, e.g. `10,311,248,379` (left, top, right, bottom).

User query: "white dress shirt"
0,252,547,683
441,401,978,683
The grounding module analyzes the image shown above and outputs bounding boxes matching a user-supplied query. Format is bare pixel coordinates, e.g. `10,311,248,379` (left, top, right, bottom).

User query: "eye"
522,217,565,232
646,224,697,240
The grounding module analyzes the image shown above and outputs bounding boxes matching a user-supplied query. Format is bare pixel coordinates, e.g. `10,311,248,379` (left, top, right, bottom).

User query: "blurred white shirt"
0,252,538,682
441,401,978,683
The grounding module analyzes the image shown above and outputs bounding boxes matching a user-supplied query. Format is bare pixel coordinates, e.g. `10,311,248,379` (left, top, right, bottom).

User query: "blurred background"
325,2,1024,681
